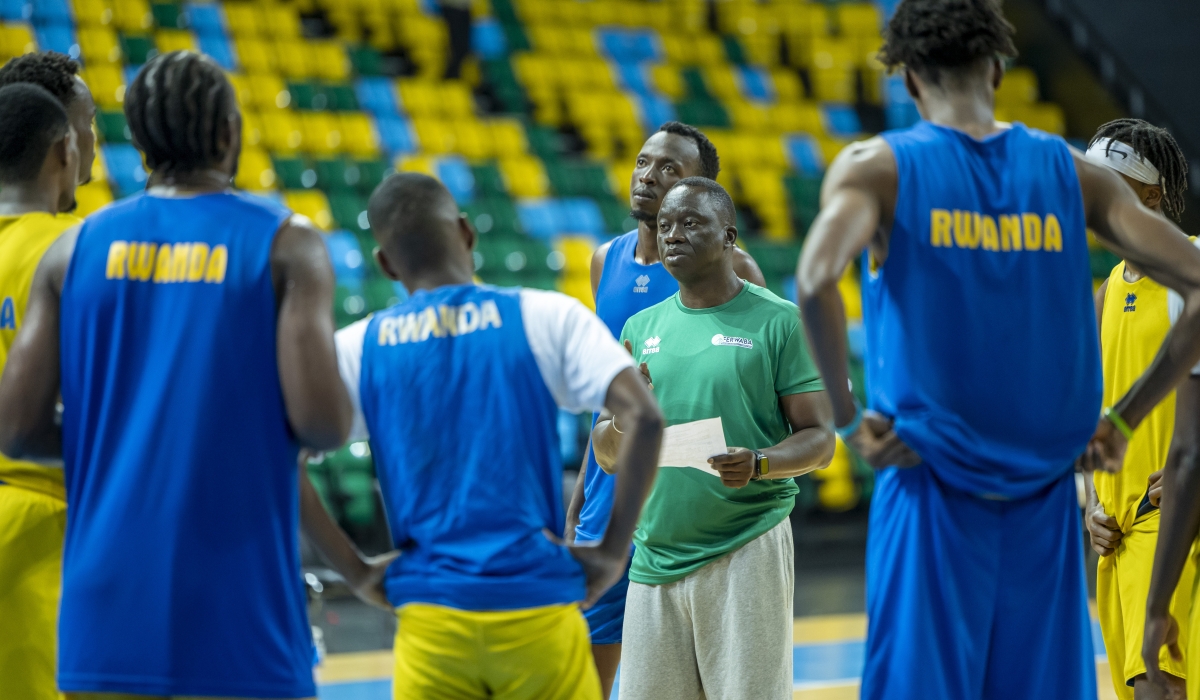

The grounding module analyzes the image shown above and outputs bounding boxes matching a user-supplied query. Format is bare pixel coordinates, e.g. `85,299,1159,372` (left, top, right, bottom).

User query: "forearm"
596,404,663,557
1147,446,1200,615
761,425,836,480
590,417,622,473
797,285,855,425
565,446,589,535
299,463,370,587
1114,296,1200,427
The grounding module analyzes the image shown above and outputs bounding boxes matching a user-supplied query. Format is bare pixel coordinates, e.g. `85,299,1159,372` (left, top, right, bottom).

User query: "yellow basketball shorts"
393,602,601,700
1097,511,1194,699
0,483,67,700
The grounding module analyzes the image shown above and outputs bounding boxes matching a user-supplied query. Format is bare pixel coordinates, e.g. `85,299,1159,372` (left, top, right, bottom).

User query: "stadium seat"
81,63,124,108
78,25,119,62
101,142,146,197
499,155,549,198
261,109,303,153
155,28,194,53
95,109,129,143
328,190,368,232
235,147,277,191
284,189,333,230
340,113,379,159
435,155,475,204
111,0,150,32
374,115,416,156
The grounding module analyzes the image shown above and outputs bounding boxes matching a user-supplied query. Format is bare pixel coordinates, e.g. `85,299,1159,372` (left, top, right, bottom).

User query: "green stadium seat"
334,285,367,326
96,110,131,143
329,190,369,232
675,98,731,128
470,162,507,198
363,274,400,311
600,198,633,233
325,83,359,112
1091,248,1120,279
681,68,711,100
547,161,613,199
785,174,822,229
304,455,338,515
315,157,357,192
272,156,316,190
721,35,746,65
355,159,391,194
347,44,383,77
119,33,156,64
464,196,521,235
526,126,562,163
151,2,184,29
324,443,377,529
288,81,328,111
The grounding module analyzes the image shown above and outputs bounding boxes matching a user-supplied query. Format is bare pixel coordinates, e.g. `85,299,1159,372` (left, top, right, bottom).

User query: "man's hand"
709,447,756,488
1149,469,1165,508
545,529,628,609
622,340,653,389
844,411,921,469
1087,501,1123,556
348,552,399,610
1144,612,1184,699
1077,416,1128,473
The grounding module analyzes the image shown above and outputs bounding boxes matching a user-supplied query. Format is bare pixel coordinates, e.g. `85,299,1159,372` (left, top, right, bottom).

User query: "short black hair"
658,121,720,180
1090,119,1189,222
367,172,461,276
670,176,736,227
0,52,81,106
0,83,70,183
879,0,1017,84
125,51,236,176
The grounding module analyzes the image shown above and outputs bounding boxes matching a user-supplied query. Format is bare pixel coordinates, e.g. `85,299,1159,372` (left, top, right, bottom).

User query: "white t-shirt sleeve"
519,288,635,413
334,317,371,443
1166,238,1200,375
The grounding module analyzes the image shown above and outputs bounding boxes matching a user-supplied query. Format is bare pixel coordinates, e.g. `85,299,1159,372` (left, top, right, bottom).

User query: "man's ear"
903,67,921,102
725,224,738,248
458,213,477,253
374,246,402,282
1143,185,1164,211
991,57,1004,91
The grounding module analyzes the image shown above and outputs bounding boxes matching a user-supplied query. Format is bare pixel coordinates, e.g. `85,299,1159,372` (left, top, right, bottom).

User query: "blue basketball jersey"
360,284,584,610
58,192,315,698
866,122,1100,499
574,231,677,543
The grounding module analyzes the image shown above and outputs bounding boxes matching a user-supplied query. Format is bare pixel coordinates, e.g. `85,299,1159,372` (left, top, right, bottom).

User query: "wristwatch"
751,449,769,480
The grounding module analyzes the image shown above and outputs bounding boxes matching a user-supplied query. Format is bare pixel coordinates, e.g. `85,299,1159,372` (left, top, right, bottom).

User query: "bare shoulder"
39,224,81,294
271,215,330,269
590,239,614,297
825,136,897,189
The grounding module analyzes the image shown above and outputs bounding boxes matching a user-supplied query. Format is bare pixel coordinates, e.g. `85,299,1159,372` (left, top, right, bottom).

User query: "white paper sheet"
658,417,728,475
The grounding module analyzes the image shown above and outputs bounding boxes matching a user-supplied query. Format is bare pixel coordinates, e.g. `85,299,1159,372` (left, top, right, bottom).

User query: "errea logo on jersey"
642,336,661,355
712,334,753,349
1124,293,1137,312
633,275,651,293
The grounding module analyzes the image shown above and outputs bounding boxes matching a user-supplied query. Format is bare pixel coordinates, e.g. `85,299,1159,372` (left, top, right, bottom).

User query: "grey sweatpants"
618,518,794,700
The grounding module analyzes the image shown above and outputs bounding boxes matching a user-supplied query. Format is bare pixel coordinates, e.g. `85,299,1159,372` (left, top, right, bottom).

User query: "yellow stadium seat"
498,155,549,198
90,145,108,182
650,64,684,100
770,101,823,135
396,154,437,178
0,24,37,58
757,135,789,170
227,74,251,109
784,3,830,38
411,118,456,154
78,26,120,63
691,34,726,67
81,64,125,108
223,3,261,37
111,0,152,32
488,118,529,158
556,236,593,275
397,79,440,117
233,38,276,73
728,101,771,131
771,69,804,103
235,147,277,190
241,110,265,149
559,57,614,91
1013,103,1066,135
511,52,555,89
261,5,301,38
247,73,290,110
274,40,314,80
440,80,475,118
340,113,380,159
311,40,350,81
260,109,303,153
155,29,195,53
453,120,495,159
284,190,333,230
702,66,740,101
74,180,114,217
607,161,631,197
301,112,342,156
72,0,113,26
558,274,593,309
742,34,782,68
811,66,856,103
817,136,850,167
997,67,1039,105
659,34,694,65
836,3,881,37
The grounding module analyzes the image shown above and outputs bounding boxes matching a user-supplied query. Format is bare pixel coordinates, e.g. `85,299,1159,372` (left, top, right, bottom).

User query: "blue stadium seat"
29,0,70,24
637,94,676,131
558,197,605,236
34,21,77,58
434,155,475,205
885,103,920,131
186,3,224,35
470,17,507,60
375,116,416,155
324,230,366,290
516,199,559,239
0,0,31,21
197,33,235,70
738,66,774,102
821,104,861,137
785,135,824,176
355,77,400,118
597,28,660,64
102,144,147,198
616,63,653,96
123,64,143,88
884,75,912,105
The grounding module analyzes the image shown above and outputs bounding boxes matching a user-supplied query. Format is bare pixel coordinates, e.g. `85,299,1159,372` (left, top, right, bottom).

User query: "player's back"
868,121,1099,498
56,192,315,698
576,230,676,543
358,284,586,611
0,212,78,498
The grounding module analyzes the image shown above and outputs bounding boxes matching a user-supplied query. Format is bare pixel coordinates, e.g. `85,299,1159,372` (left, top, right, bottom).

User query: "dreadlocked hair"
879,0,1017,84
125,51,235,176
1090,119,1189,221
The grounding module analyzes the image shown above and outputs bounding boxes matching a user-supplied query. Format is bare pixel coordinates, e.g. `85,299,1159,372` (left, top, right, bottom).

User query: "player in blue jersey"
0,51,379,699
323,172,663,699
796,2,1200,699
563,121,764,696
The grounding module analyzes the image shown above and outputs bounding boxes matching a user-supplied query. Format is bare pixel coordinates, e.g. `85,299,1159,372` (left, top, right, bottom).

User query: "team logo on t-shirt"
633,275,650,293
711,334,753,349
1124,293,1137,312
642,336,661,354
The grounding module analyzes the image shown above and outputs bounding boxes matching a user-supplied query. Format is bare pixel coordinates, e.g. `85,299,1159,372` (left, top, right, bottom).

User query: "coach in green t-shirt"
591,177,835,700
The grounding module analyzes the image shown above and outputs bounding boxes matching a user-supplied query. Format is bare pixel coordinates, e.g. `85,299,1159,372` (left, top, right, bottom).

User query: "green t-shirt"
620,282,824,585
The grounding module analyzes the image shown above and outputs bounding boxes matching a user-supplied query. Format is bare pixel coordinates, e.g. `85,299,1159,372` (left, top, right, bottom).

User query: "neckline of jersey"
623,229,665,270
673,279,751,315
923,119,1016,145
